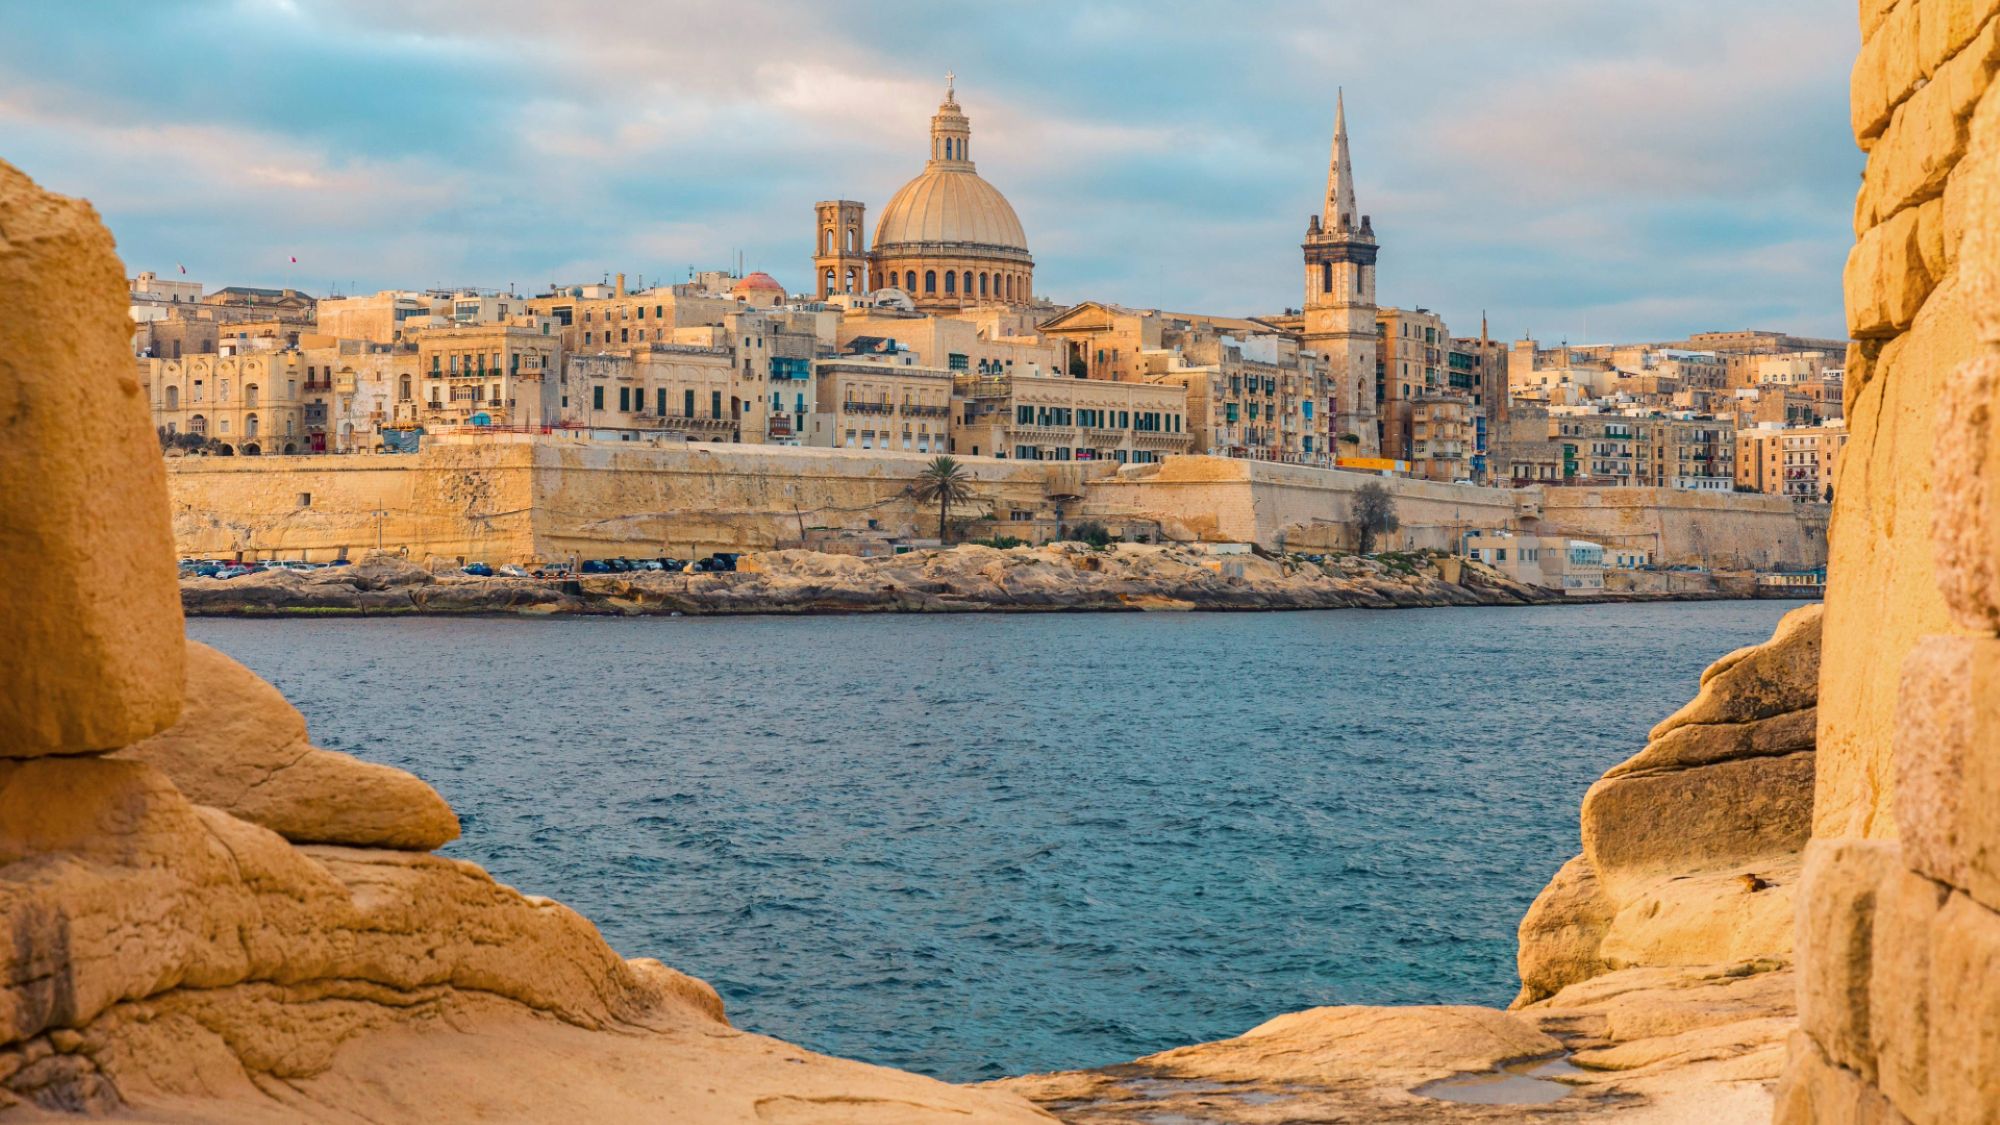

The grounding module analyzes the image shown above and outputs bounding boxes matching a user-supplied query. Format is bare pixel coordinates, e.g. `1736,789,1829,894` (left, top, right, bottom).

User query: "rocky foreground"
989,606,1820,1122
180,544,1733,617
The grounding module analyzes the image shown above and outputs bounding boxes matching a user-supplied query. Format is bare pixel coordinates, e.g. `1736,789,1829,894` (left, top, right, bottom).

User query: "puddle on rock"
1412,1055,1584,1106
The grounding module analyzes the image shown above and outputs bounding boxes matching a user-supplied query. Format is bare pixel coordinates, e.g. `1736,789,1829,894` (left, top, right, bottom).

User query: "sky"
1,0,1862,342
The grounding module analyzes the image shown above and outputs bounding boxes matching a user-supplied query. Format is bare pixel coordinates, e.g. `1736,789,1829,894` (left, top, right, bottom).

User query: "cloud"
0,0,1861,340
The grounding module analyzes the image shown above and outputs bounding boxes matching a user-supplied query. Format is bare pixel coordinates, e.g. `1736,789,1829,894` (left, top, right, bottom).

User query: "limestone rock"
1933,354,2000,632
0,159,184,756
1581,750,1814,902
0,755,1048,1121
1774,1029,1913,1125
115,641,459,851
1870,866,1950,1115
1892,635,2000,903
1796,838,1900,1083
1606,707,1815,779
1597,860,1800,974
1649,602,1822,740
1926,891,2000,1125
1513,854,1615,1006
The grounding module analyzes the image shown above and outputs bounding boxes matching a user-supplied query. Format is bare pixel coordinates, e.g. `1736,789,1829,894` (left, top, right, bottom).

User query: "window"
618,387,630,412
925,271,937,294
592,385,605,410
944,272,956,294
164,385,179,409
711,390,722,418
685,389,695,417
905,271,917,291
658,388,668,416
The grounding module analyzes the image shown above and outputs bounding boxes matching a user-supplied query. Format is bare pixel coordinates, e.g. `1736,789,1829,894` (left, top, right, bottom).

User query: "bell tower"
1302,90,1381,457
813,199,869,299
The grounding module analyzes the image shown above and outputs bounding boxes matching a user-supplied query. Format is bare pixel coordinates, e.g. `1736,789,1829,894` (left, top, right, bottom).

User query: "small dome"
732,271,784,295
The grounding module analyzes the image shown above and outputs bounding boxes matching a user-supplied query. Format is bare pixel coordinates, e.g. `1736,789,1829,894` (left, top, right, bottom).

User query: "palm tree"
911,455,974,545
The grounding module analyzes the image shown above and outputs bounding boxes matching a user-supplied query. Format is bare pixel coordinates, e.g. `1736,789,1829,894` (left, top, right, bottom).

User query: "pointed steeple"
1324,88,1358,233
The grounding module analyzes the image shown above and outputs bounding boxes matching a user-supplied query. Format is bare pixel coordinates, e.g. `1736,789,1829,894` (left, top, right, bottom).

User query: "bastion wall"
164,440,1826,567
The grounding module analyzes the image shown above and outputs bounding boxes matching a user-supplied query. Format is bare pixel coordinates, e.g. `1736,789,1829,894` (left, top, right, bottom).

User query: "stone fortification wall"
166,442,541,562
1777,1,2000,1120
165,440,1831,565
1084,456,1534,551
1539,488,1831,571
523,438,1066,561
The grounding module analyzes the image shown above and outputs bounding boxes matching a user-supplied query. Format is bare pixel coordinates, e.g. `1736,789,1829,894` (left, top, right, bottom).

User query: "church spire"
1324,88,1359,232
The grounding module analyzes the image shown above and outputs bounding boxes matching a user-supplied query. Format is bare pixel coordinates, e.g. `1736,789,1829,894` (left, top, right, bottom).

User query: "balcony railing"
843,401,895,416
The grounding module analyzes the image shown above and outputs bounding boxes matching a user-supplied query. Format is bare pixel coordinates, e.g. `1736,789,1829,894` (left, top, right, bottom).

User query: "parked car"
580,559,612,574
606,557,634,573
658,558,688,573
631,559,664,572
531,566,573,579
497,564,531,578
214,565,255,580
462,562,494,577
692,553,739,573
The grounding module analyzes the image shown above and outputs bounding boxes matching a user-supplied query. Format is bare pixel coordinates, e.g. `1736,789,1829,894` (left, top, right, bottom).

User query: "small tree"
910,456,974,545
1070,521,1112,548
1353,481,1400,554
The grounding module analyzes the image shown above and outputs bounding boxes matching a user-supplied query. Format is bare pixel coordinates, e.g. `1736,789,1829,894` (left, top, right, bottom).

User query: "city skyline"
3,0,1860,340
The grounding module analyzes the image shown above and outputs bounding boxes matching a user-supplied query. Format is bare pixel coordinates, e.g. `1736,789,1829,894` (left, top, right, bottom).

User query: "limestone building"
812,78,1034,311
143,352,309,455
806,358,955,453
408,324,562,430
1300,92,1381,456
953,368,1191,463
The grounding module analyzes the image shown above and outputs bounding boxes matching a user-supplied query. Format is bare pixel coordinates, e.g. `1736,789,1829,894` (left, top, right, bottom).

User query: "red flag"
289,255,297,263
177,262,186,274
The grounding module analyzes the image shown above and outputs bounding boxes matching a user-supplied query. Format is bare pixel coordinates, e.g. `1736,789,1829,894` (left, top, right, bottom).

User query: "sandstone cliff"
0,159,1050,1123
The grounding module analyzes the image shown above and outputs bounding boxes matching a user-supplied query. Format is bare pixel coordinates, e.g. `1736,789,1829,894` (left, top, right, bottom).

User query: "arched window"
824,269,835,294
218,380,231,403
905,271,917,292
1322,261,1333,294
979,273,988,298
925,271,937,294
823,229,833,254
165,384,179,410
245,384,260,408
246,413,259,438
961,271,972,296
398,374,412,402
847,227,859,252
944,272,955,294
845,268,857,292
189,414,206,436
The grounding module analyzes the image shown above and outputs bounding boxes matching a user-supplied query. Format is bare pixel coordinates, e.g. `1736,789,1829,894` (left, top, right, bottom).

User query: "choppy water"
190,601,1803,1082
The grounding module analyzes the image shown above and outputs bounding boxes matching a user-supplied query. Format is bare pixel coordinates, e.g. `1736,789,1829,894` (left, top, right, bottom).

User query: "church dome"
870,82,1031,263
873,167,1028,255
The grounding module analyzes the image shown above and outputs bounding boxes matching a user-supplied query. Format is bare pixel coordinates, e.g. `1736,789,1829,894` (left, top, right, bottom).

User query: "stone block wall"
1776,1,2000,1120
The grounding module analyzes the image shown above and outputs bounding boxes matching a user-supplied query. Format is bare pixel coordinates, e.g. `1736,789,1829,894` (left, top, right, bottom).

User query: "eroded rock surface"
177,544,1728,617
0,158,1049,1123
